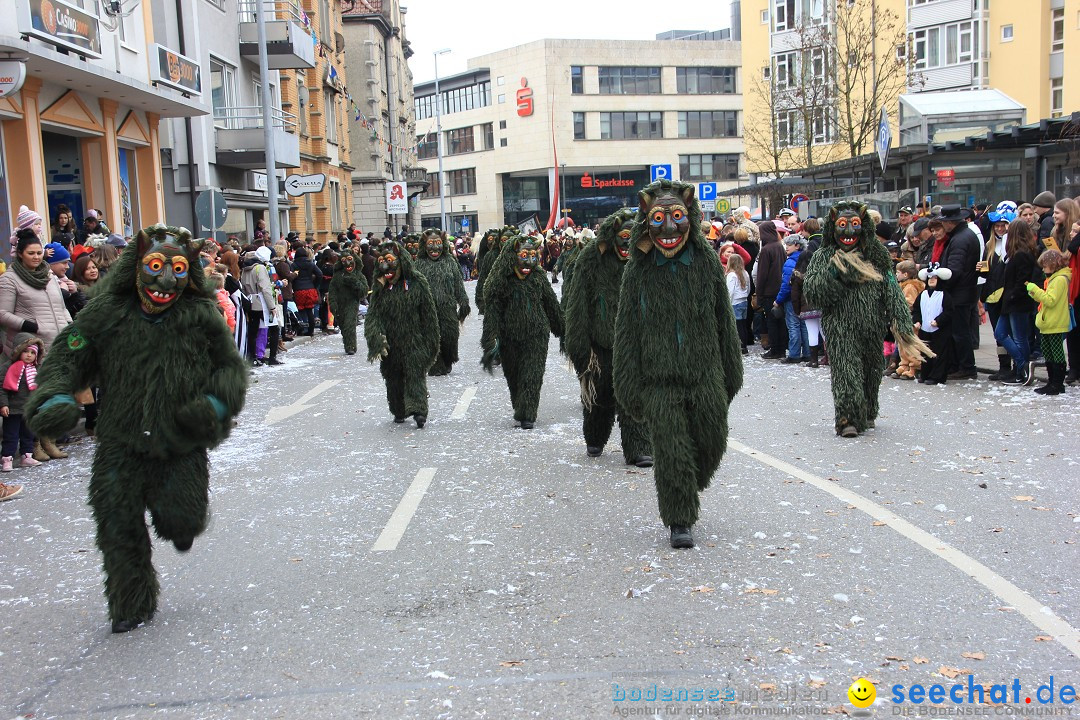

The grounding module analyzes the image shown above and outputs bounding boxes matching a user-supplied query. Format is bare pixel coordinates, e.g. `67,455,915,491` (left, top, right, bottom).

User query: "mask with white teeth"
135,225,198,314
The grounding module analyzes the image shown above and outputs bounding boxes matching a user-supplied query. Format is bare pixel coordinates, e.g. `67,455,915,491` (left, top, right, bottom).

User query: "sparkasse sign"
580,172,634,190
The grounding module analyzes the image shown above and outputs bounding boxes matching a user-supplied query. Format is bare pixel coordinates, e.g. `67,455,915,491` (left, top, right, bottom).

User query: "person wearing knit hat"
10,206,43,252
44,242,71,265
1032,191,1057,245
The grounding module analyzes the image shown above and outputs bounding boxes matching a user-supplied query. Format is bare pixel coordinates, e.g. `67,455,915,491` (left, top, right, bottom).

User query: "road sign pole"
256,0,279,243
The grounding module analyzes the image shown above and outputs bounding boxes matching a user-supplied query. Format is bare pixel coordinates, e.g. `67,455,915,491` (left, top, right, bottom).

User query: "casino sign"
18,0,102,58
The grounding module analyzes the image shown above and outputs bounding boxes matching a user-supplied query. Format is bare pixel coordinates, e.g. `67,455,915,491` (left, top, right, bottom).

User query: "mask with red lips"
376,241,401,286
423,230,445,260
135,225,200,314
513,238,540,280
638,185,695,258
833,209,864,249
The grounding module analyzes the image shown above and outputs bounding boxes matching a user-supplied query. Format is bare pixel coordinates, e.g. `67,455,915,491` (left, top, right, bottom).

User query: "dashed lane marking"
729,438,1080,658
371,468,438,552
449,386,478,420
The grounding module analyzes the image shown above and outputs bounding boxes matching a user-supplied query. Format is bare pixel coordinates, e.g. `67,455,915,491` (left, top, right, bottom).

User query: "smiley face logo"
848,678,876,708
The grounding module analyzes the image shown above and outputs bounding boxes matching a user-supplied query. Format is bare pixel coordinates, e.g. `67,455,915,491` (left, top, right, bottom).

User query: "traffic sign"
790,193,809,213
876,106,891,173
461,217,470,229
698,182,717,201
650,164,672,182
716,198,731,215
701,200,716,215
286,173,327,197
195,189,227,231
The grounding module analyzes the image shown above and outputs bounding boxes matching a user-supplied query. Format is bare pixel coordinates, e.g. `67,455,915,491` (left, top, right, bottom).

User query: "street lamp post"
434,48,451,231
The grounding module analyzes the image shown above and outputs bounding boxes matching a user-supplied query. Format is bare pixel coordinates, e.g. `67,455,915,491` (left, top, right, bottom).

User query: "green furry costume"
612,180,743,549
803,202,930,437
403,233,422,262
415,229,470,375
555,234,585,289
365,240,439,428
475,225,518,315
473,228,500,314
328,249,369,355
481,234,564,429
563,208,652,464
26,224,248,632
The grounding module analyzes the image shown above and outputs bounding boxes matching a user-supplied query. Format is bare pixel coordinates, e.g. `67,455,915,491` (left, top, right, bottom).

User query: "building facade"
741,0,1079,178
342,0,427,235
412,36,743,234
0,0,206,257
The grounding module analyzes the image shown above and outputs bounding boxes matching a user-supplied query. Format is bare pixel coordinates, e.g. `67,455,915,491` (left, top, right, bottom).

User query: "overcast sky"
404,0,736,84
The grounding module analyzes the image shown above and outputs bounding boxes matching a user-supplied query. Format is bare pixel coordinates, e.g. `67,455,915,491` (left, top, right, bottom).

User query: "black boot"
988,352,1012,381
1035,363,1065,395
264,326,284,366
587,446,602,457
808,344,820,368
670,525,694,549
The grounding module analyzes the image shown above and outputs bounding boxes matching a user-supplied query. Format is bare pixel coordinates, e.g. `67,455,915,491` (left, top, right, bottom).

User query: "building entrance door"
43,131,85,228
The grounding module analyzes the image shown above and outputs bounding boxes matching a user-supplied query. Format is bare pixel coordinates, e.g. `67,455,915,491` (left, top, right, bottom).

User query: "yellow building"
278,0,353,241
741,0,1078,179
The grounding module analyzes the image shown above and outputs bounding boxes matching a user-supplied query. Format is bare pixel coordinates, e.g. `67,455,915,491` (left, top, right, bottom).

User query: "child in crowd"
1,334,45,472
892,261,925,380
913,267,954,385
726,253,751,354
1026,249,1073,395
209,273,236,332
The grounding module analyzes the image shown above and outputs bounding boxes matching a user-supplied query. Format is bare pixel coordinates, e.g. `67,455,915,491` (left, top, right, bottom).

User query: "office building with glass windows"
411,35,743,234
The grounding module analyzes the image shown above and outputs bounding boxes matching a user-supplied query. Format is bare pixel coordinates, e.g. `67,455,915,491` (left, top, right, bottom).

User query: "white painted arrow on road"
264,379,343,425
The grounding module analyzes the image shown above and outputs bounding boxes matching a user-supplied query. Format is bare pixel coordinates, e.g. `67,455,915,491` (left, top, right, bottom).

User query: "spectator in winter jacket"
936,204,982,379
774,234,808,363
1032,191,1057,248
756,220,788,358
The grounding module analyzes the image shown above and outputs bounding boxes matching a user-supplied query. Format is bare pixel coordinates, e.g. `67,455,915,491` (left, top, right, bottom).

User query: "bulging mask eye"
837,219,848,228
651,210,666,225
618,230,631,239
851,219,862,229
171,258,189,277
671,208,685,222
146,258,164,274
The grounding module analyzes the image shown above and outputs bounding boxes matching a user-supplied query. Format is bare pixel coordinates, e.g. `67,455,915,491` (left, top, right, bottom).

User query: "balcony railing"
238,0,309,25
237,0,316,69
213,105,297,132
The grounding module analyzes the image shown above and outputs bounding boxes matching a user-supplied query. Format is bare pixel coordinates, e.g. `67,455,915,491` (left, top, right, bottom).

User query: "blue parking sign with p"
650,164,672,182
698,182,717,201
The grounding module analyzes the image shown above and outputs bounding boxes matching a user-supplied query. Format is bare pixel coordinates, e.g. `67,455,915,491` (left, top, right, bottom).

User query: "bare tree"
830,0,919,158
743,65,786,180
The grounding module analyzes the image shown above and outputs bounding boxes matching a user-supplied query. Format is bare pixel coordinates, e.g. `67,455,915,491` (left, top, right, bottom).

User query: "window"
498,94,505,104
774,0,795,31
809,47,826,82
497,76,505,86
676,67,737,94
324,90,338,144
413,81,492,120
499,120,507,130
1051,77,1063,118
776,111,798,147
1052,8,1064,52
571,66,583,94
597,67,661,94
573,112,585,140
204,0,224,9
329,179,342,231
761,8,769,23
678,111,739,138
319,0,332,48
420,172,440,199
774,52,797,89
446,168,476,196
444,126,474,155
417,133,438,160
910,21,977,69
679,154,740,181
1000,24,1013,42
482,123,494,150
812,107,833,144
500,138,508,147
599,112,663,140
209,58,236,129
297,78,307,135
762,66,771,80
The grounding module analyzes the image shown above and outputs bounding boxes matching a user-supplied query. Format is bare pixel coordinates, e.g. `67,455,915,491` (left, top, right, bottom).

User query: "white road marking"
729,438,1080,658
264,379,343,425
371,468,438,552
449,387,478,420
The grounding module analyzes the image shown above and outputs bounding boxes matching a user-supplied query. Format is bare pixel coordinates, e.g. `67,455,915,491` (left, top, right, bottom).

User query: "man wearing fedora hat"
935,204,981,380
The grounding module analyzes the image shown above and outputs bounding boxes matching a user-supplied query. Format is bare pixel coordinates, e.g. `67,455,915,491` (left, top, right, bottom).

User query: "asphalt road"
3,292,1078,719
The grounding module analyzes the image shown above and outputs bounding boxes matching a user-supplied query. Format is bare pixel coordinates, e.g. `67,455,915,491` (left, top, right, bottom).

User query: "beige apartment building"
412,35,743,234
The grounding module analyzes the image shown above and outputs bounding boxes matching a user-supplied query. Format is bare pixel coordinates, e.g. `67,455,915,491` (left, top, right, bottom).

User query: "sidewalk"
973,317,1047,380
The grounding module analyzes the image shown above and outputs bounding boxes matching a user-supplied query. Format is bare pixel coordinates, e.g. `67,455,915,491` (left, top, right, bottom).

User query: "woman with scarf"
0,230,72,459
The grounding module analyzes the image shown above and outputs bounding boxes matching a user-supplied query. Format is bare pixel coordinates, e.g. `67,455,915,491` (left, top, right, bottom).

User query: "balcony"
238,0,316,70
405,167,430,196
214,106,301,169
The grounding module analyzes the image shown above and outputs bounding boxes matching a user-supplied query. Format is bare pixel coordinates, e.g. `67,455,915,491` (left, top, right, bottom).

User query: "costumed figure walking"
327,248,369,356
481,234,564,429
415,229,471,375
364,240,439,428
613,180,743,549
473,229,500,314
803,202,932,437
26,224,248,632
402,233,422,262
562,208,652,466
475,225,518,315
